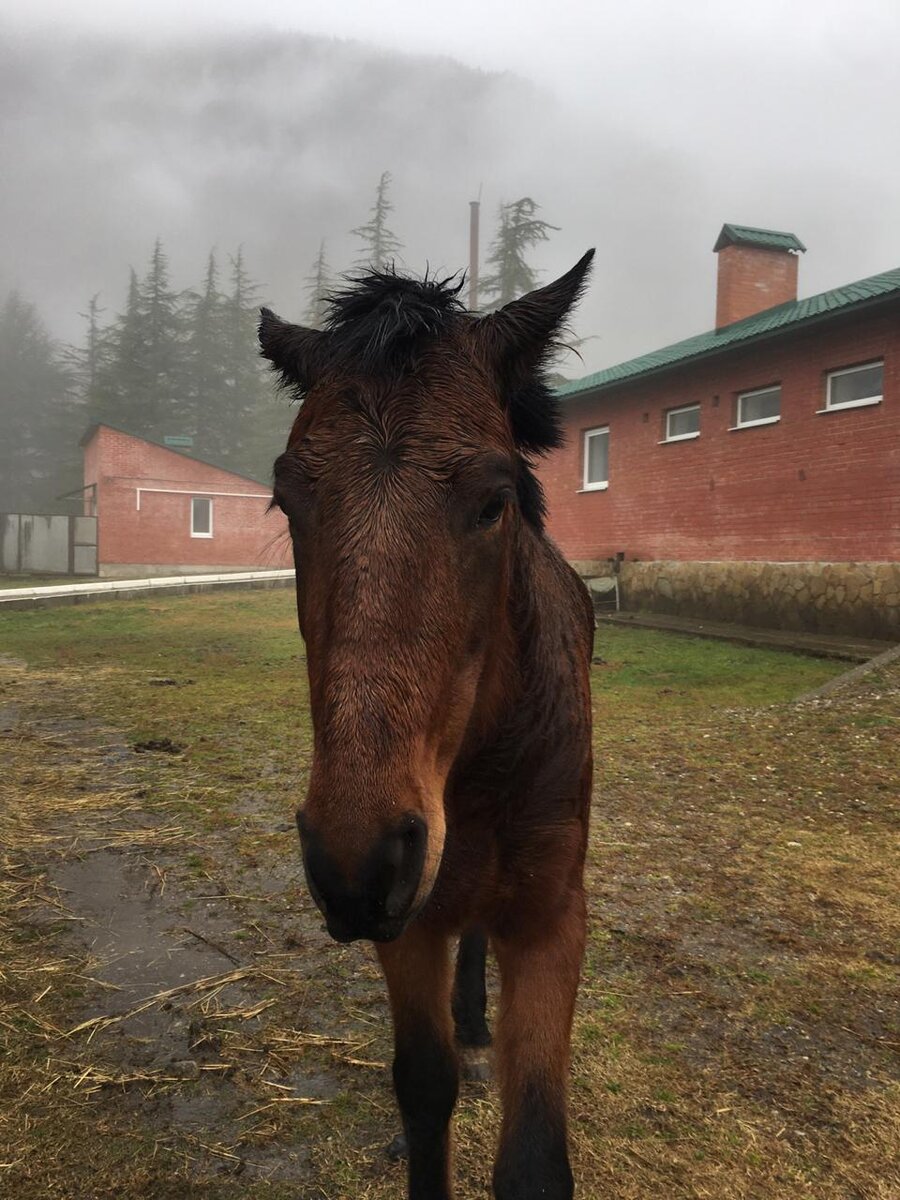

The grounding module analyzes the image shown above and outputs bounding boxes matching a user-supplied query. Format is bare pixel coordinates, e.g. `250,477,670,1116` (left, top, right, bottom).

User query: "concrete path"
0,569,294,611
597,609,894,663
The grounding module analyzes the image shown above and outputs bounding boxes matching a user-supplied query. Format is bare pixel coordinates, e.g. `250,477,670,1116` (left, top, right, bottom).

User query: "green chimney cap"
714,224,806,254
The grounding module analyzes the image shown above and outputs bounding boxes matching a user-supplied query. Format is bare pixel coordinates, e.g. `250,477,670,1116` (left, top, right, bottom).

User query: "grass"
0,589,898,1198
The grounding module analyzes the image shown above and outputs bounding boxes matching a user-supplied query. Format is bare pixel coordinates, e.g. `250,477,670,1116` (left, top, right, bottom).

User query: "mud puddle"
48,843,334,1185
55,851,239,1028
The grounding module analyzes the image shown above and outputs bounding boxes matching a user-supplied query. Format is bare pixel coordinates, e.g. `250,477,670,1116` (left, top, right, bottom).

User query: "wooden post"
468,200,480,312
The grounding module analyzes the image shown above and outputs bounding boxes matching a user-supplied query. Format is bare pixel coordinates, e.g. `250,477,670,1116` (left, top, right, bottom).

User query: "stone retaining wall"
605,561,900,641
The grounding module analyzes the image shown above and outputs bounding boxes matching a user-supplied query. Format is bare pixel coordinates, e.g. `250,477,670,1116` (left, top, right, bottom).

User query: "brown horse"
259,251,595,1200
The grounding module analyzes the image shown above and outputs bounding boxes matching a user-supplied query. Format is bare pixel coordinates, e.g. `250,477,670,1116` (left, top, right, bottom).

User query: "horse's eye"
476,493,507,529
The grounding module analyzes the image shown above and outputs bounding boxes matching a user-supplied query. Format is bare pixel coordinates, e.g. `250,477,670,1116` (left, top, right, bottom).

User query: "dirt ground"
0,590,897,1198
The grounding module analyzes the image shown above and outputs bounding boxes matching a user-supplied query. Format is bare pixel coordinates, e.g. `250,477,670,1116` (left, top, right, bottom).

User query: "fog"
3,0,900,374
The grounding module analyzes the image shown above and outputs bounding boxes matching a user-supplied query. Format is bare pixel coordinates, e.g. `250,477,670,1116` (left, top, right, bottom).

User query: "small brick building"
81,424,291,577
540,225,900,639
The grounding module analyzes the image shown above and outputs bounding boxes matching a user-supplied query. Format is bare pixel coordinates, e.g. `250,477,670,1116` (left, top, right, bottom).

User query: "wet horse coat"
260,252,595,1199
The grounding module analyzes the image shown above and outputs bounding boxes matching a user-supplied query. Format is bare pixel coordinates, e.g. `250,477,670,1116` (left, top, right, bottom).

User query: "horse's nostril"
300,838,332,918
298,812,429,941
380,816,427,919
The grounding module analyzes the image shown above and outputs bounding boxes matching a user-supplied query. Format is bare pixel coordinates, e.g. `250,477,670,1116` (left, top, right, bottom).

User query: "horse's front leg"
491,889,586,1200
378,925,458,1200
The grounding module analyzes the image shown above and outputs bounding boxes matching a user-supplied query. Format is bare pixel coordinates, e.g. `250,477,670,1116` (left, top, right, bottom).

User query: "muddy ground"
0,592,897,1198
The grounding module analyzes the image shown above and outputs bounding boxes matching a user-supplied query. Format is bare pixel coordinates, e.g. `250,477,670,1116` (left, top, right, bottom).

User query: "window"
664,404,700,442
582,427,609,490
736,385,781,428
825,361,883,411
191,496,213,538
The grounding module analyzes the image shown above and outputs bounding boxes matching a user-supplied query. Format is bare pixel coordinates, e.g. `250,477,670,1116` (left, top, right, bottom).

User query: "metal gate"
0,514,98,576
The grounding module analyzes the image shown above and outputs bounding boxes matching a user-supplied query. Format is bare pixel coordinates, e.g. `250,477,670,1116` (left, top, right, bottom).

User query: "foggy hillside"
5,19,900,384
2,29,571,348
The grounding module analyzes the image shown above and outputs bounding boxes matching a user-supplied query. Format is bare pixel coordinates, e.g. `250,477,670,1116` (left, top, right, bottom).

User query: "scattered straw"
236,1097,325,1122
63,967,262,1040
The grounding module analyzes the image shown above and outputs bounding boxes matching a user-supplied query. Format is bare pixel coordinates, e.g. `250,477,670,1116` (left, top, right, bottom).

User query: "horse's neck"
511,522,590,658
454,524,590,790
486,522,592,732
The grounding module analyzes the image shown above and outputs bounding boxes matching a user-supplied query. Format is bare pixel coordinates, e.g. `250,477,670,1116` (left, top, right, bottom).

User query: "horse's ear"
258,307,330,392
473,250,594,452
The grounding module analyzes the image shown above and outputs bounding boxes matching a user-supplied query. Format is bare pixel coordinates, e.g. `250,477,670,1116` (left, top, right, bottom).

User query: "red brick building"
81,425,291,577
540,225,900,639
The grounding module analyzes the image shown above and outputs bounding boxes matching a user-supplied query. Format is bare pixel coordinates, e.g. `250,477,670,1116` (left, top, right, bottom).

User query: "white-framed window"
582,426,609,490
736,385,781,428
663,404,700,442
191,496,213,538
824,360,883,411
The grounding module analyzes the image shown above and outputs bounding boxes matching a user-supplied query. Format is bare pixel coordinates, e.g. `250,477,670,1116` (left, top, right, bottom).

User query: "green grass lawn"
1,590,897,1199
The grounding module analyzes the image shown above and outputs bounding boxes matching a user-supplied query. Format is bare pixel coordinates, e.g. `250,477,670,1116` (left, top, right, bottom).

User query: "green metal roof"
713,223,806,253
557,265,900,400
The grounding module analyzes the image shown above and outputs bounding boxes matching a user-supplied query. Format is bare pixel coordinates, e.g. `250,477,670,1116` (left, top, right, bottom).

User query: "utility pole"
468,199,480,312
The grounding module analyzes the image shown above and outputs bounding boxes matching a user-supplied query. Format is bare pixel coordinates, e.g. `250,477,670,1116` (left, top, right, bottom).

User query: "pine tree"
213,248,288,481
351,171,403,272
0,291,80,511
140,238,184,438
84,241,186,443
304,241,332,328
480,197,559,309
65,294,112,430
182,250,228,450
89,244,183,440
65,294,107,397
213,247,260,467
97,267,149,433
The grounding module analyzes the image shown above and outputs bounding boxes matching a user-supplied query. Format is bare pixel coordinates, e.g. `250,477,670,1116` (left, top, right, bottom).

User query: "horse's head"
260,253,593,943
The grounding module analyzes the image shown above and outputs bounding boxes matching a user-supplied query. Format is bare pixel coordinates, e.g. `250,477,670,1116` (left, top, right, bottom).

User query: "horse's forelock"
322,269,467,377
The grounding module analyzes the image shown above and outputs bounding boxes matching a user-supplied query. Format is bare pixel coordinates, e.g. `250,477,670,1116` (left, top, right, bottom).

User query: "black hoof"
459,1046,492,1083
385,1132,408,1162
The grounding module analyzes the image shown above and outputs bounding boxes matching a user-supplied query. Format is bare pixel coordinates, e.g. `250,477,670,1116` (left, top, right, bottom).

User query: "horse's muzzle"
297,810,428,943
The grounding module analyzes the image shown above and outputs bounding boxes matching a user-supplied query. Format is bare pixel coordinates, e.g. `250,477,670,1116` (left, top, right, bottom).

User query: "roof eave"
558,289,900,402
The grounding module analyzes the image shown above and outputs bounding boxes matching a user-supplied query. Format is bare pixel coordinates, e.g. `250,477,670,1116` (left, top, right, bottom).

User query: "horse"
259,250,595,1200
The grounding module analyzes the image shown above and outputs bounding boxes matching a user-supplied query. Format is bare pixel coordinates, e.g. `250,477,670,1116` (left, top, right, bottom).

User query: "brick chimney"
714,224,806,329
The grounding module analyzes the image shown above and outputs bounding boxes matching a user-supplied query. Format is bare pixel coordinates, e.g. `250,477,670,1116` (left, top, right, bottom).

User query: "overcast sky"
4,0,900,374
9,0,900,90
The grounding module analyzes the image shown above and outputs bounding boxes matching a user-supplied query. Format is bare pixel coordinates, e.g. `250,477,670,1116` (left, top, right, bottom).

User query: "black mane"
322,268,467,376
